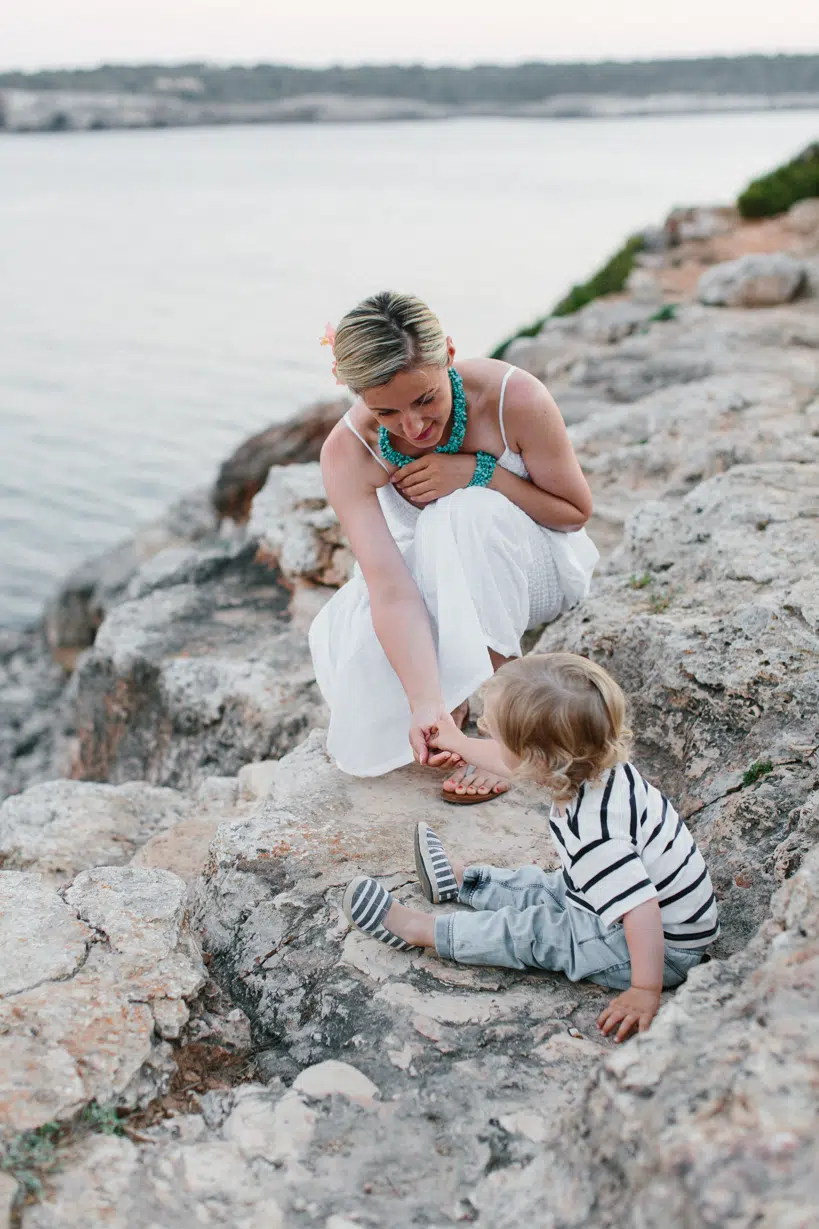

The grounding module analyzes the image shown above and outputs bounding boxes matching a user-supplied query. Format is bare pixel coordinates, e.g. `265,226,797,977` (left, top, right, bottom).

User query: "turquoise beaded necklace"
378,367,497,488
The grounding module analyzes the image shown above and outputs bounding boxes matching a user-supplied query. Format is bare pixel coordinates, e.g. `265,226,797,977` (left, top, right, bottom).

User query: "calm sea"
2,111,818,626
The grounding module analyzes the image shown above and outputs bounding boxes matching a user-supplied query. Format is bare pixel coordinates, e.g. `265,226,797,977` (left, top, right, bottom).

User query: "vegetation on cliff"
490,234,645,357
493,141,819,358
737,141,819,218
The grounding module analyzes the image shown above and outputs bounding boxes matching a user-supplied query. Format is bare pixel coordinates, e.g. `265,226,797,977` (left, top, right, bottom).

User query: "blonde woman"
309,292,598,801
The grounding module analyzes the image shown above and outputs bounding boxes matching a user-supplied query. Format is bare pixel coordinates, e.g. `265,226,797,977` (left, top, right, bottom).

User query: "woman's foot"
343,877,434,949
414,823,464,904
442,762,509,800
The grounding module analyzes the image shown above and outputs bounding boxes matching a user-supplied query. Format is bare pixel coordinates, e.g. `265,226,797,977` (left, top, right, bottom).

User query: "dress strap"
497,364,517,452
342,411,390,473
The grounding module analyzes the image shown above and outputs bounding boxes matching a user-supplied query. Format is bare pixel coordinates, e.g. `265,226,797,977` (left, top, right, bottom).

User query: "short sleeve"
570,768,657,927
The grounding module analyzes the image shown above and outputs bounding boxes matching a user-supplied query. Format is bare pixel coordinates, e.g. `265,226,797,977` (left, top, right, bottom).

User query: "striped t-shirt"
548,762,719,950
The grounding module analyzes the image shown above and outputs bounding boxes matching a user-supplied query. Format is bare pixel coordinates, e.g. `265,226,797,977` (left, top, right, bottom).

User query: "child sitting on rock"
343,652,719,1042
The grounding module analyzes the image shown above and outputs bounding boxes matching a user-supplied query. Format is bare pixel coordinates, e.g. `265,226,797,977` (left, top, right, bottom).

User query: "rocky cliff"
1,196,818,1227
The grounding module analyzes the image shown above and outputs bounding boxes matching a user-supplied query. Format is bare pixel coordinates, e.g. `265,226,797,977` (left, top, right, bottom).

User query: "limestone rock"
195,733,614,1219
538,459,819,953
626,268,663,306
211,396,349,524
237,759,279,801
665,204,738,243
65,866,206,999
0,867,205,1136
70,536,325,788
698,253,805,307
0,1173,17,1228
0,871,90,996
786,197,819,236
488,845,819,1229
5,213,819,1226
292,1060,379,1104
20,1122,287,1229
44,489,218,670
0,627,69,803
0,779,194,884
248,462,352,588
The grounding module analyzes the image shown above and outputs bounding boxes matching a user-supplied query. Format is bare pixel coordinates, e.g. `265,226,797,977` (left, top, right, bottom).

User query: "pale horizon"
2,0,818,74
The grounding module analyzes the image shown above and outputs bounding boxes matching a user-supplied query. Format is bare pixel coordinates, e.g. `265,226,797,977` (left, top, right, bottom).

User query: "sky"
2,0,819,72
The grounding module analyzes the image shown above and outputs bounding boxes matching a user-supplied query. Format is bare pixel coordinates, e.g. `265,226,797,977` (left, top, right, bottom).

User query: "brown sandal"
441,788,504,806
440,765,508,806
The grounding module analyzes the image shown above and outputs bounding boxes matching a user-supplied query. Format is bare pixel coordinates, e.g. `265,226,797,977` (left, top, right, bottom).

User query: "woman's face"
361,339,456,449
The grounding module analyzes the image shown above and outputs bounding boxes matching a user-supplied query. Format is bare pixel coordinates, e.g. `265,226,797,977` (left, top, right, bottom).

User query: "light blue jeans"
433,864,704,991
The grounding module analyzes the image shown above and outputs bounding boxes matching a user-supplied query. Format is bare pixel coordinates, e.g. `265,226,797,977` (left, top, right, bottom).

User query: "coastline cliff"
0,155,818,1226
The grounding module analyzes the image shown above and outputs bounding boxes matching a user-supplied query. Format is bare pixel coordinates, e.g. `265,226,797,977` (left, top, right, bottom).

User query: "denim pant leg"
435,867,629,979
435,866,708,986
458,864,561,912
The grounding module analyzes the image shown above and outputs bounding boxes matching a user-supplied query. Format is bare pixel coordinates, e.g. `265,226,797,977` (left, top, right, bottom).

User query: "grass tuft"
743,760,774,787
490,234,645,358
552,234,645,318
0,1102,126,1208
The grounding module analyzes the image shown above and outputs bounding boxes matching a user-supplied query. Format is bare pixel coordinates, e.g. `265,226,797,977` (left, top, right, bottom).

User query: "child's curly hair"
481,652,633,804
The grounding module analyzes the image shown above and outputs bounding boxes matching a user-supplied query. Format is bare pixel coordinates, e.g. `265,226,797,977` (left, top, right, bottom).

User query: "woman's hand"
409,704,463,769
597,987,661,1043
392,454,480,505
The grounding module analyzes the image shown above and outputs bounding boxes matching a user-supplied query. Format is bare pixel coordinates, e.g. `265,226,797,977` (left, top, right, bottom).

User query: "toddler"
343,652,719,1041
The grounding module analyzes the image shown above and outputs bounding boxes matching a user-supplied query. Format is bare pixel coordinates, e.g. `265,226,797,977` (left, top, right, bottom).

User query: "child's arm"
428,714,511,779
596,898,665,1043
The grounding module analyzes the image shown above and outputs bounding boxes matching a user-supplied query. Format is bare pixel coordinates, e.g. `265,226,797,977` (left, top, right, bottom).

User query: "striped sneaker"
414,823,459,905
342,877,420,951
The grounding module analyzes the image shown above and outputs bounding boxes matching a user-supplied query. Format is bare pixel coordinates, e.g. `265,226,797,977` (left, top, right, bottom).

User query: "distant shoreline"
3,89,819,134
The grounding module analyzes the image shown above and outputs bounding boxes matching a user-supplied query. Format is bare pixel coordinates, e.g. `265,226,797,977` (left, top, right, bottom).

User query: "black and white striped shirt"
549,762,719,950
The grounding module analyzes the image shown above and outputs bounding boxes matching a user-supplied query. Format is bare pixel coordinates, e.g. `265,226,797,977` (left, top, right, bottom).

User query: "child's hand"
427,711,468,757
597,987,661,1043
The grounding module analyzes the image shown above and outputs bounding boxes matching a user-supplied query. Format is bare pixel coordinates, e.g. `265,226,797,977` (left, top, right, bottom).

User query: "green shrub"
737,142,819,219
552,234,645,317
491,234,644,358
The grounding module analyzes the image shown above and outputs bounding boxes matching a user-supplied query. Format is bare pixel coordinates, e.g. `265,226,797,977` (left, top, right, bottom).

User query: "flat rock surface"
0,780,195,885
0,872,90,997
0,867,206,1137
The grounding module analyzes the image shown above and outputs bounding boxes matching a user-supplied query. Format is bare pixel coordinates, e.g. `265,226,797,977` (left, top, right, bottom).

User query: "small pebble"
567,1027,584,1039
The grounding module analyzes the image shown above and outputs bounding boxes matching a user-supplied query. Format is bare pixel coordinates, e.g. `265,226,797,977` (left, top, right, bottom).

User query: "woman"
309,291,597,802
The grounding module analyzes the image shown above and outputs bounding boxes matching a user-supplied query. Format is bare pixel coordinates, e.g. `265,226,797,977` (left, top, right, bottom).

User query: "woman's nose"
404,413,426,439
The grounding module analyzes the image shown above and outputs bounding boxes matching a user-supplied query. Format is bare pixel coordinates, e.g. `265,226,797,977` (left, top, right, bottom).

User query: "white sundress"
308,365,599,777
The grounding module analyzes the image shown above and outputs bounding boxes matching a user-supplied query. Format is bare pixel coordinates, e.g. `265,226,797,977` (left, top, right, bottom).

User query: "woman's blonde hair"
482,653,633,803
332,291,448,393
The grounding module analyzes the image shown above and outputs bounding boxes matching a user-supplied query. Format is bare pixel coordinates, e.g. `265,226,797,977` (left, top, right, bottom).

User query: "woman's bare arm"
492,372,593,530
320,427,450,763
